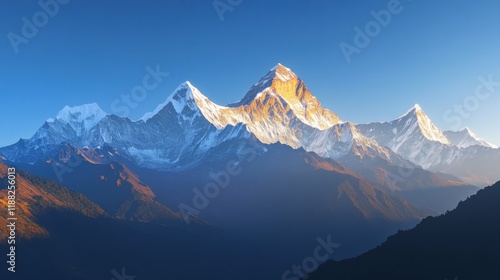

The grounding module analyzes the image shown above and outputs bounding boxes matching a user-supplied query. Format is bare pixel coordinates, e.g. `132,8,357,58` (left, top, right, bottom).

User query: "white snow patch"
54,103,107,132
140,81,200,121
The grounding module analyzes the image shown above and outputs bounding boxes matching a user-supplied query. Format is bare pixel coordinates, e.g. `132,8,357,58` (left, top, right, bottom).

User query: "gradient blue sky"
1,0,500,147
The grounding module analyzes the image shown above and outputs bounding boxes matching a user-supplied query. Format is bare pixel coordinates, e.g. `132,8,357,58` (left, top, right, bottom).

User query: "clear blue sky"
1,0,500,147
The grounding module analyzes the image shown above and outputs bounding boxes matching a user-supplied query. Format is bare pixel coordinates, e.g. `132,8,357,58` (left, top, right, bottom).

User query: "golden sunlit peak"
398,103,425,119
413,103,422,111
272,63,294,76
261,63,296,85
271,63,292,72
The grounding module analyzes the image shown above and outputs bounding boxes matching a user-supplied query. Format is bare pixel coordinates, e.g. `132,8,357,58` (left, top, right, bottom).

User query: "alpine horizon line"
1,63,498,187
33,63,495,141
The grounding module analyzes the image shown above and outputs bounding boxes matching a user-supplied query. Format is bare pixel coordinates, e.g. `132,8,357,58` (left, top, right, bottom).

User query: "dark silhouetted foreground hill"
308,181,500,280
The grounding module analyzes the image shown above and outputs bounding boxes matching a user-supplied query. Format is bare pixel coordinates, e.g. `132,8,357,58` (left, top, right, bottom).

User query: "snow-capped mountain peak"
462,127,472,133
3,65,499,186
269,63,295,82
255,63,295,87
231,63,297,106
331,122,366,145
396,103,423,119
230,64,341,130
302,121,393,160
357,104,453,169
444,127,498,149
394,104,450,144
49,103,107,131
141,81,205,121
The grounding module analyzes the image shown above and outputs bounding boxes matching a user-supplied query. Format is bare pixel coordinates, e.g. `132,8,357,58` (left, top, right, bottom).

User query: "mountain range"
2,64,497,186
1,64,497,279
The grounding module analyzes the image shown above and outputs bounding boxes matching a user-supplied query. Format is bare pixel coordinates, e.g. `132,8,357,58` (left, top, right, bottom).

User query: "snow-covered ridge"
396,104,423,119
139,80,237,127
49,103,108,131
140,81,199,121
39,66,445,167
270,63,295,82
444,128,498,149
129,64,358,162
251,63,295,88
396,104,450,145
364,104,495,150
234,63,341,130
139,64,341,133
3,64,499,185
356,103,500,185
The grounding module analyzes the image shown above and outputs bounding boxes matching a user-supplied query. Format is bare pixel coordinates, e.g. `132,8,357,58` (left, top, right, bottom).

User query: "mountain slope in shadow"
7,144,201,225
0,162,106,239
308,181,500,280
0,162,280,280
139,142,431,263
